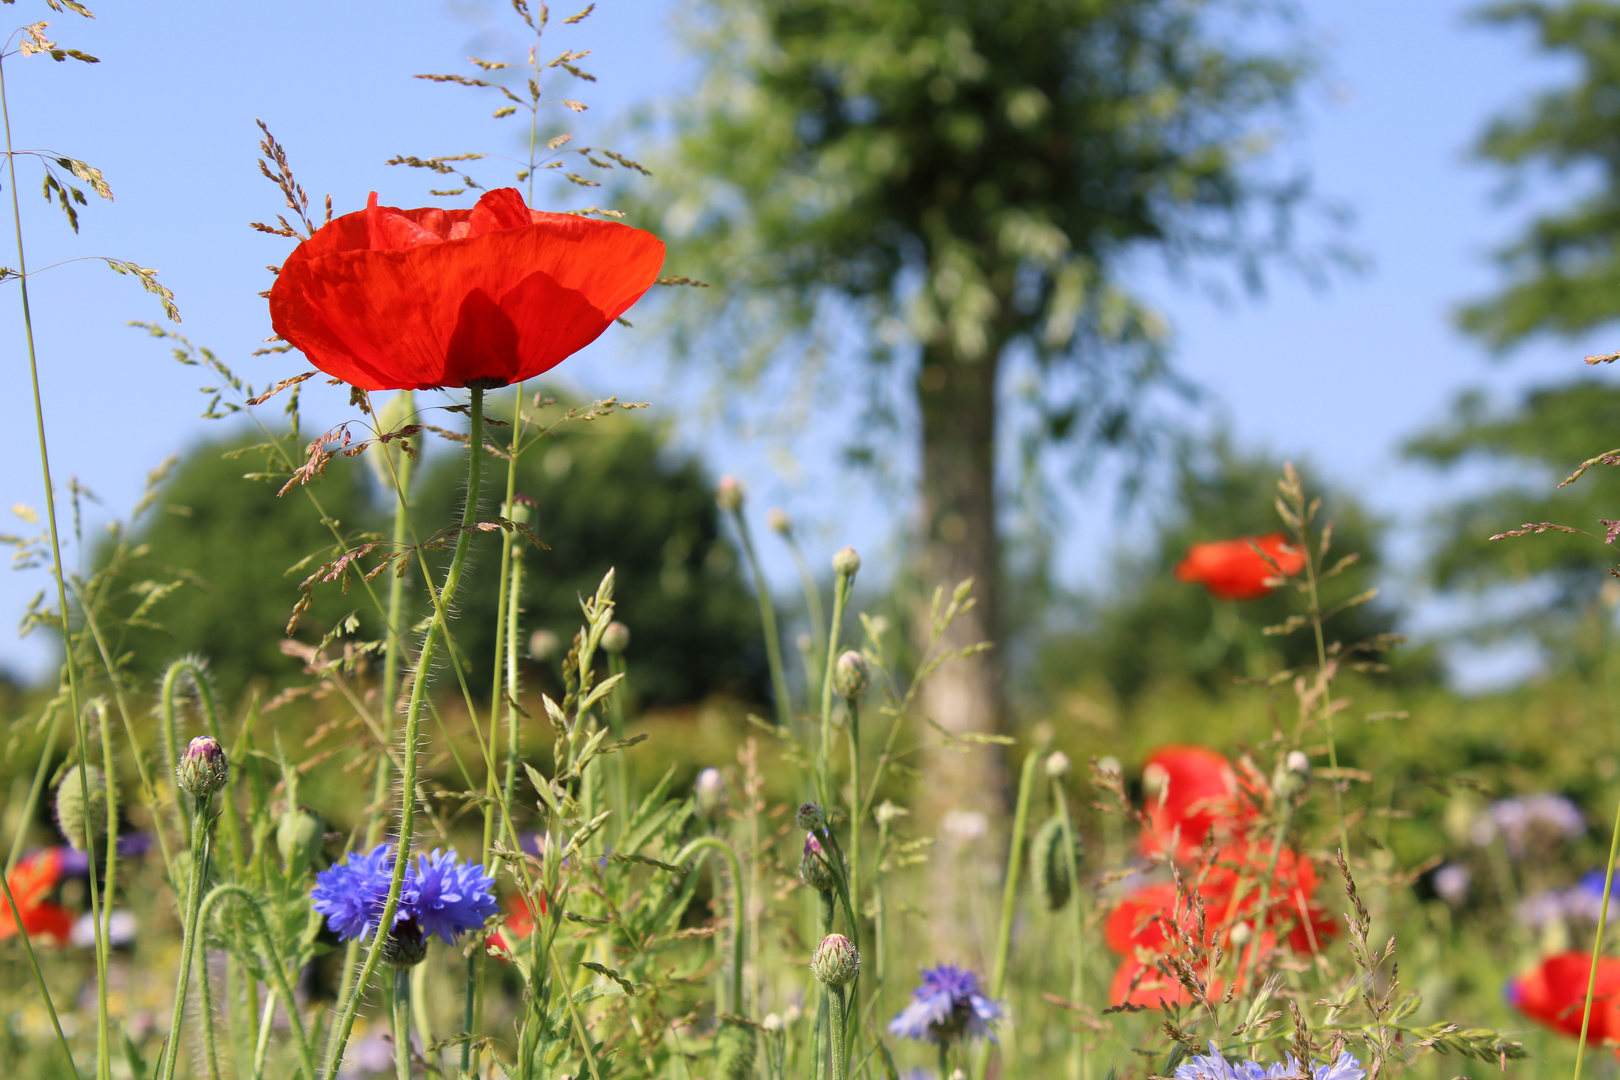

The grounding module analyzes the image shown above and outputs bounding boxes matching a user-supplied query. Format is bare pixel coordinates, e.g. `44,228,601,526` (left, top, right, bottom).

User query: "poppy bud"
767,508,791,535
177,735,229,798
796,802,827,831
1046,751,1071,779
833,651,869,700
54,764,108,852
798,832,838,891
714,1019,756,1080
832,546,861,578
1229,921,1253,948
1030,816,1077,912
602,621,631,655
277,806,326,874
716,475,743,513
812,933,860,986
694,768,727,820
529,629,560,661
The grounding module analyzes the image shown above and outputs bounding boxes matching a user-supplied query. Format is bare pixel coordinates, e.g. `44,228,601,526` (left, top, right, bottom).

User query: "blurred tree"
1458,1,1620,347
1037,436,1412,707
104,430,376,697
1412,2,1620,657
644,0,1321,845
1406,382,1620,663
413,394,767,707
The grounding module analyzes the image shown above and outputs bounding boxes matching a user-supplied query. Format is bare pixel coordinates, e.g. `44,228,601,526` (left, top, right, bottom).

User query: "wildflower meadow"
10,2,1620,1080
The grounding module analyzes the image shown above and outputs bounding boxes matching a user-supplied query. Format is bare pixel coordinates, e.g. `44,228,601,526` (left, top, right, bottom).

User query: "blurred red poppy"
270,188,665,391
486,889,548,958
1174,532,1305,602
0,848,73,945
1138,745,1254,862
1509,951,1620,1045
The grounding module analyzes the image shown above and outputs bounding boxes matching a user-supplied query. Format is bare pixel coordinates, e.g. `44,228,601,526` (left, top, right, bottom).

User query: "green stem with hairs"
161,657,245,874
730,503,793,730
974,749,1040,1080
676,835,746,1015
159,792,214,1080
827,983,850,1080
782,528,828,684
320,386,486,1080
370,392,415,848
817,567,856,810
393,967,413,1080
198,883,318,1080
1573,795,1620,1080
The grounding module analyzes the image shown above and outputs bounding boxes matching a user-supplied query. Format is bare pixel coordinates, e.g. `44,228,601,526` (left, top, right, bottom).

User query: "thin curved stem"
198,883,318,1080
817,569,855,809
675,835,746,1015
730,505,793,730
159,794,213,1080
1574,795,1620,1080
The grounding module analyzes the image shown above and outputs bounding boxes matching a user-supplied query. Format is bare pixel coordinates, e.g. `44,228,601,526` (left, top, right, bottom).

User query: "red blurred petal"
1511,952,1620,1043
1174,532,1304,602
1138,746,1253,862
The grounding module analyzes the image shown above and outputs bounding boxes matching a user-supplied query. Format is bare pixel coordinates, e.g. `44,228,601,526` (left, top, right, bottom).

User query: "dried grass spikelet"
1030,815,1076,912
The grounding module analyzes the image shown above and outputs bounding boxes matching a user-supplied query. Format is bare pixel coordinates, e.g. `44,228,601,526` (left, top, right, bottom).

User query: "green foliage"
414,397,767,706
1406,379,1620,646
102,430,375,696
1460,0,1620,346
1037,436,1414,705
646,0,1315,440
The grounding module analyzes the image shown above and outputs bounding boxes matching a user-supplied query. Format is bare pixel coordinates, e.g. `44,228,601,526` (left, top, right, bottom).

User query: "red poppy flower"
1138,745,1254,862
1509,951,1620,1045
486,889,548,958
1174,532,1305,602
269,188,665,391
0,848,73,945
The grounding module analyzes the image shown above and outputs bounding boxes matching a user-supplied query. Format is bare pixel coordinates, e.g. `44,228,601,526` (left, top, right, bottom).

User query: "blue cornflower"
311,844,496,948
887,965,1002,1046
1174,1043,1365,1080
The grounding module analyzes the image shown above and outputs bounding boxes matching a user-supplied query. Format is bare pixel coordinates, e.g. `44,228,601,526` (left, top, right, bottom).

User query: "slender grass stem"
1573,794,1620,1080
817,568,856,809
1052,775,1087,1080
974,749,1040,1080
0,861,76,1075
369,392,416,849
783,529,828,681
320,386,486,1080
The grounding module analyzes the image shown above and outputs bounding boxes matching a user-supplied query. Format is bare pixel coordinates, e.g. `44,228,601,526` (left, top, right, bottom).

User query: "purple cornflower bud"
811,933,860,986
798,832,837,891
796,802,827,832
177,736,229,798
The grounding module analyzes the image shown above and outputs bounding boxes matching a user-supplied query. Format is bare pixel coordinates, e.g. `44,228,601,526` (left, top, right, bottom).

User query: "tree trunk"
913,340,1008,956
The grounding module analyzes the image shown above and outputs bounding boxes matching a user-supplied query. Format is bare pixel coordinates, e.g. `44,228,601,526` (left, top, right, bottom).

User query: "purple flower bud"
177,735,229,797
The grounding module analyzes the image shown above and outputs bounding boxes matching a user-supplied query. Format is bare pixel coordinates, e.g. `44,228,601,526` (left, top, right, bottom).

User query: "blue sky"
0,0,1611,687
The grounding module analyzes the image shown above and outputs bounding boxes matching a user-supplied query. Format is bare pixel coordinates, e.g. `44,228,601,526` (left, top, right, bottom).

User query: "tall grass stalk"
1051,771,1087,1080
728,499,794,730
975,749,1040,1080
1572,795,1620,1080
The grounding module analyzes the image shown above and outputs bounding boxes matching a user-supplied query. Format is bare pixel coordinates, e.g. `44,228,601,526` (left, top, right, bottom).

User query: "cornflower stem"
817,568,856,808
873,816,890,1030
783,530,828,679
93,699,119,1074
1,44,95,1075
160,792,214,1080
1051,776,1087,1080
974,749,1040,1080
939,1041,951,1080
393,967,413,1080
1573,794,1620,1080
827,983,850,1080
321,386,486,1080
675,836,746,1014
814,889,835,1080
730,504,793,730
845,695,864,1025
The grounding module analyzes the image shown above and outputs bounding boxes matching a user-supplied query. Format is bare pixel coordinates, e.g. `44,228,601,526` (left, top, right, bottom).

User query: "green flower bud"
832,546,861,577
1030,816,1078,912
694,768,727,820
384,921,430,968
716,475,743,513
177,735,229,798
767,508,791,535
714,1019,756,1080
798,832,839,891
602,621,631,655
54,764,108,852
277,805,325,874
1046,751,1071,779
529,628,560,661
811,933,860,987
796,802,827,832
833,651,870,700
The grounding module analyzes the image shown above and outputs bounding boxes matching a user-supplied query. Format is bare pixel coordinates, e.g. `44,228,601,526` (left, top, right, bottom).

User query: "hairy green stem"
320,386,485,1080
817,569,856,809
827,983,849,1080
199,883,318,1080
160,793,214,1080
676,835,747,1015
782,528,827,686
393,967,412,1080
730,504,793,730
370,393,415,848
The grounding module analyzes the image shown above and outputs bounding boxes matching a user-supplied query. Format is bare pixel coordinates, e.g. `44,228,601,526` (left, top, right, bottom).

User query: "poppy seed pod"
277,806,326,874
796,802,828,832
1030,816,1076,912
601,621,631,655
694,767,727,820
714,1019,756,1080
811,933,860,987
54,764,108,851
832,546,861,577
177,735,229,797
716,475,743,513
833,651,870,700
